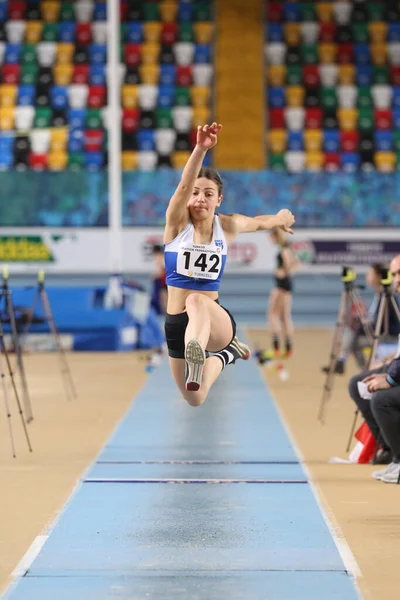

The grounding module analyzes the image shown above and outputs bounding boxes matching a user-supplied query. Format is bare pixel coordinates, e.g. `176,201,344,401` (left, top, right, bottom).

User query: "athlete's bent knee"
185,292,206,312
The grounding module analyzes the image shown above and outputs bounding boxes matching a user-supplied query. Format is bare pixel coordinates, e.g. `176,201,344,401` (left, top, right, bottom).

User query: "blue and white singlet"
164,215,227,292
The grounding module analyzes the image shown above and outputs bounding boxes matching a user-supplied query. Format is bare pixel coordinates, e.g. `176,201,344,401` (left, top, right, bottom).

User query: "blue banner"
1,171,400,228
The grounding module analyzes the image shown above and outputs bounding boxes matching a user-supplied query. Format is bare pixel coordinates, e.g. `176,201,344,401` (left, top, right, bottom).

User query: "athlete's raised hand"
197,122,223,151
277,208,295,234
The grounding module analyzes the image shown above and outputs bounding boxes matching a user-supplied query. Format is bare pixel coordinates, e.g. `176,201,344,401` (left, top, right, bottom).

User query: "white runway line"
11,535,48,578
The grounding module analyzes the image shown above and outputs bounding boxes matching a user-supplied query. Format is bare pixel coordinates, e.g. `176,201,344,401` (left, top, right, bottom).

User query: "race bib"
176,244,222,280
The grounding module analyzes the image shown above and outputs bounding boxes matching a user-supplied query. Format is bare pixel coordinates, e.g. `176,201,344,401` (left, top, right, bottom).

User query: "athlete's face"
188,178,222,218
390,255,400,292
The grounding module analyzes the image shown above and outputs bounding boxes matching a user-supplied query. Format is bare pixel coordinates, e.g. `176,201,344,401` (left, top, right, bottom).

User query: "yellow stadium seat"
53,64,73,86
305,151,324,171
25,21,43,44
316,2,333,23
284,23,301,46
319,43,337,64
0,107,15,130
41,1,60,23
268,65,286,87
50,128,68,152
122,151,138,171
304,130,323,152
143,22,162,43
375,151,396,172
338,64,355,85
338,108,358,131
190,86,211,107
0,84,17,107
48,151,68,171
141,42,161,65
193,106,210,127
139,64,160,85
286,85,304,108
121,84,139,108
194,22,213,45
269,129,286,154
172,150,191,169
56,43,75,64
371,43,388,66
160,1,178,23
369,23,387,43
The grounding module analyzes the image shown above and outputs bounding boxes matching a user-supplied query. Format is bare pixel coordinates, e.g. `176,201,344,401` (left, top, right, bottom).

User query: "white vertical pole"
107,0,122,274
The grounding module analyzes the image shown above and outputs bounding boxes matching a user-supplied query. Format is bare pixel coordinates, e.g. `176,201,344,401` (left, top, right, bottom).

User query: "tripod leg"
0,358,16,458
6,291,34,423
318,290,348,423
41,288,77,401
0,322,32,452
346,410,360,453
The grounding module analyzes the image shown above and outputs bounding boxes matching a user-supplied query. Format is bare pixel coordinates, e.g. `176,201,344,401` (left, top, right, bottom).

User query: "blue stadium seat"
341,152,360,171
18,84,35,106
50,86,69,110
0,152,13,170
89,44,107,65
268,86,285,109
354,43,370,65
283,1,300,22
160,64,177,85
68,108,87,129
68,129,85,153
267,24,284,43
89,65,106,85
392,87,400,109
126,23,143,43
375,131,394,152
287,131,303,151
178,2,194,23
194,44,211,64
158,84,175,107
0,132,15,152
388,23,400,42
0,3,7,22
85,151,104,171
323,130,340,152
5,43,22,64
137,129,156,151
93,2,107,21
58,22,76,43
393,108,400,129
356,65,373,87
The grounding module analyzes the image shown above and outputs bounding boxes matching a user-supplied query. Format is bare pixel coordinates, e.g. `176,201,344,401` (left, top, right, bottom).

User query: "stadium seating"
0,0,214,171
265,0,400,172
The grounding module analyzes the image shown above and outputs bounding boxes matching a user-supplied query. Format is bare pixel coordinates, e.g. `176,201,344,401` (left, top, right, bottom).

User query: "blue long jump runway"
3,353,361,600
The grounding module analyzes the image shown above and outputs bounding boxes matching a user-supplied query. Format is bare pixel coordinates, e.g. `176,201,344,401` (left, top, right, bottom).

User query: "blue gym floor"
2,354,361,600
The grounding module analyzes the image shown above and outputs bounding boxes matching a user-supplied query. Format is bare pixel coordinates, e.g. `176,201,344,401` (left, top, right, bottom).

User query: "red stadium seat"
88,85,106,108
29,153,47,171
340,131,359,152
122,108,139,132
269,108,285,129
375,108,393,130
303,65,320,88
161,23,178,46
267,2,283,23
125,43,141,68
176,65,193,86
305,107,323,129
85,129,104,152
73,65,90,84
76,23,92,46
2,64,21,84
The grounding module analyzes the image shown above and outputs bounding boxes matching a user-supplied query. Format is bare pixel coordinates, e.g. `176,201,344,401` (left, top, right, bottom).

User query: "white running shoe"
229,336,251,361
185,339,206,392
381,463,400,484
372,462,398,481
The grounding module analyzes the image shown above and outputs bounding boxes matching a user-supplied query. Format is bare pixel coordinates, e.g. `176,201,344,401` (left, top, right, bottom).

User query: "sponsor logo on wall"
296,240,400,266
0,236,55,262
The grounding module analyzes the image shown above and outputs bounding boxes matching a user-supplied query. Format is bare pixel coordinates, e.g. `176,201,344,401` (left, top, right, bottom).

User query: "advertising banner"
2,228,400,275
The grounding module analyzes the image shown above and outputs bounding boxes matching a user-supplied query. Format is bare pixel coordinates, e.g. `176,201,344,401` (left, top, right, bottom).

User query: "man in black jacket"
348,254,400,484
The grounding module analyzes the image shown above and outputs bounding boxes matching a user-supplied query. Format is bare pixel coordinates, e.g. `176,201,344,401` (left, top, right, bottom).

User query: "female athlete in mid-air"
164,123,295,406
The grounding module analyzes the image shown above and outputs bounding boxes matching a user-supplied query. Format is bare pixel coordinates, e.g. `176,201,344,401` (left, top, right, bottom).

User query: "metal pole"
107,0,122,274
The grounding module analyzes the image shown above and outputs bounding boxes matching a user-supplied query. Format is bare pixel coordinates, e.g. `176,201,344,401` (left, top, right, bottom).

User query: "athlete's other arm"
164,123,222,242
221,209,295,241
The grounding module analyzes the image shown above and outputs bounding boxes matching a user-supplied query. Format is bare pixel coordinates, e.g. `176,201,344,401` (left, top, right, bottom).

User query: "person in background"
147,244,168,370
323,263,400,375
257,227,300,364
348,255,400,482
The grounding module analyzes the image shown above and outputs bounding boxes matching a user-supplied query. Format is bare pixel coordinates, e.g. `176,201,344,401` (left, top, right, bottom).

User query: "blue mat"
3,356,360,600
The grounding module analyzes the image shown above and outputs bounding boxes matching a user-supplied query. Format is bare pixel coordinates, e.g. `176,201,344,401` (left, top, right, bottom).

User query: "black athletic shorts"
275,276,293,293
164,300,237,359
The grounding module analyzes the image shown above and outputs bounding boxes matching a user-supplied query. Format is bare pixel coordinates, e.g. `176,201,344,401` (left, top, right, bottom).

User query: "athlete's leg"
268,287,283,354
281,291,294,355
169,355,224,407
184,293,233,351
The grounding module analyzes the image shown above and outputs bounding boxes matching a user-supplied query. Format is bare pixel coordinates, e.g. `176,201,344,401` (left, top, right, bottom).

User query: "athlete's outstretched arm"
221,209,295,240
165,123,222,228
